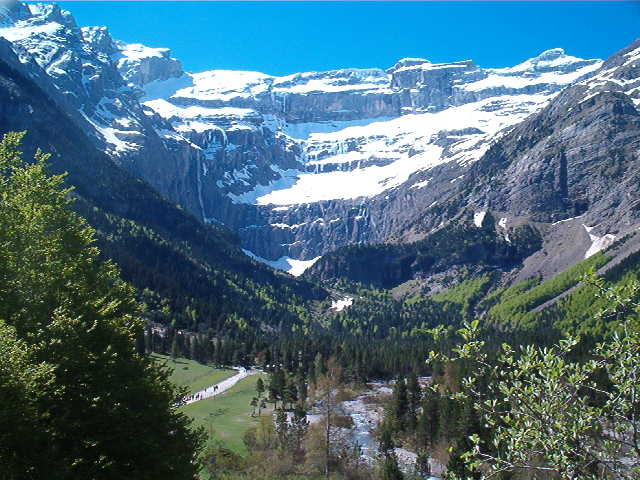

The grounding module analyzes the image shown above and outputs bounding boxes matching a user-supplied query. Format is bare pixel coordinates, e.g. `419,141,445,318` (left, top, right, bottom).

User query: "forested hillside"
0,37,325,339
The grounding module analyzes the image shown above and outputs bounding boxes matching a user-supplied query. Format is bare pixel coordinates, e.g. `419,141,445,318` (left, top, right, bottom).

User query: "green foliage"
0,132,204,479
433,274,640,479
485,253,609,329
0,320,53,477
430,275,494,320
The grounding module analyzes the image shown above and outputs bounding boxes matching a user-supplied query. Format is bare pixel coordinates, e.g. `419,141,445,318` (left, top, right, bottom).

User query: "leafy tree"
274,408,289,451
290,406,310,460
430,273,640,479
0,320,54,478
0,132,204,479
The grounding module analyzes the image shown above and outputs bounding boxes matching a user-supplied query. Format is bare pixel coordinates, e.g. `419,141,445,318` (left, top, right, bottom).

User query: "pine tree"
407,372,421,431
415,451,431,478
269,368,286,409
256,377,265,399
393,377,409,431
284,378,298,410
416,389,439,449
171,331,179,359
381,455,404,480
0,132,204,479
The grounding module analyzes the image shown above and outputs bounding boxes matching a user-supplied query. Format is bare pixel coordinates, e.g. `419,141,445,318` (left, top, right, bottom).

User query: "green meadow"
180,373,270,455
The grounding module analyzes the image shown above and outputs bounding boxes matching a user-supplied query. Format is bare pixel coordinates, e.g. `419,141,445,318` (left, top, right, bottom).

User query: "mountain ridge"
1,1,639,324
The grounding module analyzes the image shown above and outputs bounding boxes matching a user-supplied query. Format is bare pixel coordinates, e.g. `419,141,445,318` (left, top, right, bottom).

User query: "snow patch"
410,179,430,190
474,211,487,228
583,225,616,259
331,297,354,312
242,249,320,276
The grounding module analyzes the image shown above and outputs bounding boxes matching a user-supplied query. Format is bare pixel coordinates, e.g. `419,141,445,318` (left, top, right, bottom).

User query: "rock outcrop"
4,1,637,291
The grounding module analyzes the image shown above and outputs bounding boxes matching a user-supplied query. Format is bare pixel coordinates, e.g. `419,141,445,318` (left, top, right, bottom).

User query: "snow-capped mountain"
0,1,212,220
4,0,638,285
132,46,601,205
118,37,600,271
305,39,640,289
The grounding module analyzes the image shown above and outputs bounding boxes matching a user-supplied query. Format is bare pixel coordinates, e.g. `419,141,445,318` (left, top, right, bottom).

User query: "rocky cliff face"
109,27,600,272
307,41,640,288
3,0,636,291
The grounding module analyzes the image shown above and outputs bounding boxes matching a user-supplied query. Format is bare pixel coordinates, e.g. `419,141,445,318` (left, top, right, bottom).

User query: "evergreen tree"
406,372,421,431
171,331,179,359
268,368,286,409
392,377,409,431
284,378,298,410
256,377,265,399
415,451,431,478
416,389,439,449
381,455,404,480
0,132,204,478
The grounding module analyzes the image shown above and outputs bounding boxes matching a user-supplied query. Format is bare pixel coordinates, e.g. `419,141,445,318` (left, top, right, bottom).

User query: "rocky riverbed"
310,379,442,478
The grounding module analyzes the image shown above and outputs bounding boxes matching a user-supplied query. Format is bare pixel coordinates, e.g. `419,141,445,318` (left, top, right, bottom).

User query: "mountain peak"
113,40,184,86
387,57,430,73
534,47,566,62
0,1,31,24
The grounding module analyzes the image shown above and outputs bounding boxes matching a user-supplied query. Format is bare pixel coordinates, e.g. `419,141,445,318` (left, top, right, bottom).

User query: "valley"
0,1,639,479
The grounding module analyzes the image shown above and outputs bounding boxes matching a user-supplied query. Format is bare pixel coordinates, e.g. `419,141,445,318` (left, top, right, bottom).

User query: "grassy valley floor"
180,373,269,455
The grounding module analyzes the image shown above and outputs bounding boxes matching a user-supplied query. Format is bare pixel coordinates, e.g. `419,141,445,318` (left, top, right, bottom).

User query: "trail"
183,367,260,405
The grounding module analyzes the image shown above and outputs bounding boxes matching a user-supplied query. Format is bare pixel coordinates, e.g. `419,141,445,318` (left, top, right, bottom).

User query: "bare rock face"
307,42,640,286
4,0,637,288
113,41,184,87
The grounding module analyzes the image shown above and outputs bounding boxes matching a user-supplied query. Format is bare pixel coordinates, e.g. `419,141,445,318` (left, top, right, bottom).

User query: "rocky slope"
2,1,638,303
0,2,323,333
307,40,640,291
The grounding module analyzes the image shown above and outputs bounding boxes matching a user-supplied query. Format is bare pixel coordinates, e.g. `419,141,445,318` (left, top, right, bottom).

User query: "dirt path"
184,367,260,405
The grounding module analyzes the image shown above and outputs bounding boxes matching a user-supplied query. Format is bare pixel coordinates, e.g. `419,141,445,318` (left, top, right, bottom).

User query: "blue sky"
57,1,640,75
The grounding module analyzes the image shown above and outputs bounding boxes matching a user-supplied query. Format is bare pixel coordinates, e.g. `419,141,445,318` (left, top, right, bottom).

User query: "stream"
310,380,441,478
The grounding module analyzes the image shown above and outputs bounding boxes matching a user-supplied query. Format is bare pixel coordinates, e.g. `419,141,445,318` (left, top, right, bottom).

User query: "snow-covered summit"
0,1,610,275
127,42,602,207
387,57,431,72
114,40,183,86
495,48,601,76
